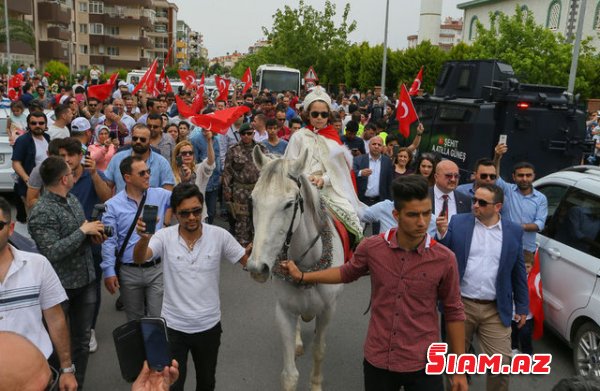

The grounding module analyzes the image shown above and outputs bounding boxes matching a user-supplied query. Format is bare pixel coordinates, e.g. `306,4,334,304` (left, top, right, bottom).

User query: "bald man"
353,135,394,233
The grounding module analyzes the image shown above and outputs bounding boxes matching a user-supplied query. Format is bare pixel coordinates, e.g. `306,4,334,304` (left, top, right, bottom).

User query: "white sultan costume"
283,89,365,241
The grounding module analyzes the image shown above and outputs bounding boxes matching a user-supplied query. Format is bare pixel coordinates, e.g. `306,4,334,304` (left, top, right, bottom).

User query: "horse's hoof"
295,345,304,357
310,383,322,391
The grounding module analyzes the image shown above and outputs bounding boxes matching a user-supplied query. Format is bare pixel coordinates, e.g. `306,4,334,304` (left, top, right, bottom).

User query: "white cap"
302,87,331,112
70,117,91,133
118,81,128,87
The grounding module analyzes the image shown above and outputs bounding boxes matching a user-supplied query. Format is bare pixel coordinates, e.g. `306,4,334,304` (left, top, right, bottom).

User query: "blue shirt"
262,139,288,155
71,170,108,220
100,188,172,277
359,199,396,234
190,131,221,192
104,150,175,193
496,177,548,252
455,183,475,198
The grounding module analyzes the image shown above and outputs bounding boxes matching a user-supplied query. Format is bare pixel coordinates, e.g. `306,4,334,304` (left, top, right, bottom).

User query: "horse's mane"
256,158,327,230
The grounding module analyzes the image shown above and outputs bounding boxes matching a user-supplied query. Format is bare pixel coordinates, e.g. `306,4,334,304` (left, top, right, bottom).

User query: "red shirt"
277,126,291,141
340,229,465,373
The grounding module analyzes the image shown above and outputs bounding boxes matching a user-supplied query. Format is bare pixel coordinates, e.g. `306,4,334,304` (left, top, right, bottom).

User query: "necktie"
440,194,449,219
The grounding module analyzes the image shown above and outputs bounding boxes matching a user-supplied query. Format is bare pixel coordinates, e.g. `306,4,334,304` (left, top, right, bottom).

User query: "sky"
175,0,465,58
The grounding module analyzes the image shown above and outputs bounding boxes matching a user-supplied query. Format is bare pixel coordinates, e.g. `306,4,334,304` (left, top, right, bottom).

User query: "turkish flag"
197,73,205,97
189,105,250,134
87,73,118,102
175,95,194,118
214,75,230,101
8,73,23,89
132,59,158,95
396,84,419,138
409,66,423,96
192,91,204,114
241,67,252,95
145,60,159,97
165,77,173,94
529,249,544,340
157,67,167,93
178,70,197,90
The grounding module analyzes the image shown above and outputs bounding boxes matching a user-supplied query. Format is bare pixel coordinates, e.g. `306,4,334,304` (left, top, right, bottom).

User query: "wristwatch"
59,364,76,374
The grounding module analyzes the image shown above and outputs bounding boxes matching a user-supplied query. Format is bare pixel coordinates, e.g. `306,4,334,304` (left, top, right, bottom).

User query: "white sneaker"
89,329,98,353
511,348,520,357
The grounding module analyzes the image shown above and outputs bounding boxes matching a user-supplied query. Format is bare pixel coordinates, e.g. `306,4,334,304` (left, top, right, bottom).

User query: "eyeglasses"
177,207,202,218
444,173,460,179
132,136,147,142
276,118,286,122
137,169,151,177
88,104,97,107
0,220,9,230
241,132,254,136
30,121,46,126
472,197,498,207
479,173,497,180
179,151,193,156
46,366,59,391
310,111,329,119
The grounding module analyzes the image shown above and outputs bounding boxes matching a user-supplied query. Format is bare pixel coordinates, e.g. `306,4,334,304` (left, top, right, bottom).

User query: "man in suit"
353,135,393,234
437,184,529,391
428,159,470,236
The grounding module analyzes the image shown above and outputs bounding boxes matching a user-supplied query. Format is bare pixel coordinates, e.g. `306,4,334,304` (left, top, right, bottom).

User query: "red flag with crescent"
132,59,158,95
175,95,194,118
157,67,167,93
214,75,230,101
178,70,197,90
145,60,159,97
409,66,423,96
87,72,118,101
241,67,252,95
529,249,544,340
165,77,173,94
189,105,250,134
396,84,419,138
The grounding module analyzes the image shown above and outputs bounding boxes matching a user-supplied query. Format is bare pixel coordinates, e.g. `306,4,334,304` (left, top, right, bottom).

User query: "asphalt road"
12,216,576,391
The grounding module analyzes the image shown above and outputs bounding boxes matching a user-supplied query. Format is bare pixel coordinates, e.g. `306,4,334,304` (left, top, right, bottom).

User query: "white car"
534,166,600,376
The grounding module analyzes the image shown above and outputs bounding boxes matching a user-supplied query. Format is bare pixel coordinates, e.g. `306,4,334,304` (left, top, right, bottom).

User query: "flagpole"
380,0,390,99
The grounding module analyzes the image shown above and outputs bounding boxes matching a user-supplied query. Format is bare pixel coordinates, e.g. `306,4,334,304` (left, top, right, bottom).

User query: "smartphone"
80,144,88,165
140,317,171,371
113,320,145,382
109,130,118,139
392,145,400,156
113,106,120,115
499,134,507,145
142,205,159,234
175,155,183,167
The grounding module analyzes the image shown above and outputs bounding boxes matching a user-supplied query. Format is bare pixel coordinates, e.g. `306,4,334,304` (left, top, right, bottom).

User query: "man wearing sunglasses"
430,160,471,237
101,156,172,322
437,184,529,391
456,158,500,198
133,183,251,391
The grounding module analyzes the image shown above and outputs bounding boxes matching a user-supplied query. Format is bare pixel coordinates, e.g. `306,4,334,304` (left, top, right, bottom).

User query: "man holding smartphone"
133,183,252,391
101,156,172,322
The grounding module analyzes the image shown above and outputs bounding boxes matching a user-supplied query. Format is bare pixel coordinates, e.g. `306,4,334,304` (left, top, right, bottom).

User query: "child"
6,100,27,145
511,259,534,355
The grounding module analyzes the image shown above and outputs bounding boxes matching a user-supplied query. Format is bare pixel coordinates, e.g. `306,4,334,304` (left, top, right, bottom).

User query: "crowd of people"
0,65,587,391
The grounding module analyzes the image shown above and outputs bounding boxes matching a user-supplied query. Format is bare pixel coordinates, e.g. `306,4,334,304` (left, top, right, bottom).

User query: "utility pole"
380,0,390,98
567,0,586,94
4,0,11,76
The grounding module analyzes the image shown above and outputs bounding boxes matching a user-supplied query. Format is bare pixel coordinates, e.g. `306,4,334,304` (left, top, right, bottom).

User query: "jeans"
168,322,222,391
511,318,534,355
62,281,97,389
205,189,218,224
91,245,102,329
363,359,444,391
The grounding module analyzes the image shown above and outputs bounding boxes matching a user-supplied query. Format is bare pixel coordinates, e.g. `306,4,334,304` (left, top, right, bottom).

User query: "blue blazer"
439,213,529,327
352,154,393,202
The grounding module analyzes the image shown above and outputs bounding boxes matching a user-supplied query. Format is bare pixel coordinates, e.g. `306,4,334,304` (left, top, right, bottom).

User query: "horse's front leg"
295,316,304,357
276,301,300,391
310,305,335,391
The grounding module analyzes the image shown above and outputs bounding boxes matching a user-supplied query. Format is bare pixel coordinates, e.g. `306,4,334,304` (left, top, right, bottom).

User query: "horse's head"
247,146,317,283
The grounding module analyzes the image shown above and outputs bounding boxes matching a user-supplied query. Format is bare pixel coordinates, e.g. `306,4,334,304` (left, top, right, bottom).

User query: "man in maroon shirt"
282,175,468,391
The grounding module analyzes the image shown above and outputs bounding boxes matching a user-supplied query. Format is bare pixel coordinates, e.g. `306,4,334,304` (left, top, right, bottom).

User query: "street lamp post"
567,0,586,94
4,0,11,76
380,0,390,98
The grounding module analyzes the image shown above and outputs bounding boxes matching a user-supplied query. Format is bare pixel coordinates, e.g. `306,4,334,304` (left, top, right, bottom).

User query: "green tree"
44,61,69,83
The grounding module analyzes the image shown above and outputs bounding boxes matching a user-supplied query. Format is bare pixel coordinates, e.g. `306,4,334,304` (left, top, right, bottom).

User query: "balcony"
89,13,152,29
90,55,150,69
7,0,32,15
0,41,34,56
47,26,71,41
102,0,152,7
38,2,70,25
39,40,68,61
89,35,152,48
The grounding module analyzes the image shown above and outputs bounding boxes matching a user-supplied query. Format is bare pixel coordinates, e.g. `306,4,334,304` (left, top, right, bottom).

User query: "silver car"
534,166,600,376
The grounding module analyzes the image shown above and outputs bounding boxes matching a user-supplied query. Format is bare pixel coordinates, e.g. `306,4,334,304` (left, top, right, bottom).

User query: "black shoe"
115,296,124,311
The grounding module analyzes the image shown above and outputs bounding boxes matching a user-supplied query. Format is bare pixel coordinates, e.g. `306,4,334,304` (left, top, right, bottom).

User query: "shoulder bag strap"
116,192,147,263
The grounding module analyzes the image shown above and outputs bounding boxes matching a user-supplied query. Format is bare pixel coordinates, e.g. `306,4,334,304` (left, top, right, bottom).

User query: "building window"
105,26,119,35
594,1,600,30
107,47,119,56
89,1,104,14
154,24,167,33
79,23,88,34
79,44,88,54
469,16,479,40
547,0,561,30
79,1,88,12
90,23,103,34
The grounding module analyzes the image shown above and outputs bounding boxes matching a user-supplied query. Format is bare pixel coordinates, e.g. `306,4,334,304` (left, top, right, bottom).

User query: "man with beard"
101,156,172,321
147,113,175,161
12,111,50,222
104,123,175,193
133,183,250,391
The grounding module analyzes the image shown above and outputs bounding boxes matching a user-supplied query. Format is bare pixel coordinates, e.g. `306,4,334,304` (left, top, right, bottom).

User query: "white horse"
247,146,344,391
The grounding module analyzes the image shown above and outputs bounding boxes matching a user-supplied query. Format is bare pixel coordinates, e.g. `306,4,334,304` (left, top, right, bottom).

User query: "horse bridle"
280,175,321,264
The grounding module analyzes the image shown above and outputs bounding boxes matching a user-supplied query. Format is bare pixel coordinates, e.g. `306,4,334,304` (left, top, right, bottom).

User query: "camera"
91,203,113,237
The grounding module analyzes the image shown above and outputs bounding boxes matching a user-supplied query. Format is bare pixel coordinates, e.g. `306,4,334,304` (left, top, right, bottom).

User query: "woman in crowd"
166,123,180,143
88,125,118,171
415,153,437,186
393,147,414,179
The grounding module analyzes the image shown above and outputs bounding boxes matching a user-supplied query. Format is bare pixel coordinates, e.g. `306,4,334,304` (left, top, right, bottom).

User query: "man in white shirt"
252,113,268,143
133,183,251,391
47,104,72,140
0,197,77,390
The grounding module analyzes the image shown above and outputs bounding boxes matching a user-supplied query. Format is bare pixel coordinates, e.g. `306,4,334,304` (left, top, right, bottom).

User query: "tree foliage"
44,61,69,83
0,4,35,50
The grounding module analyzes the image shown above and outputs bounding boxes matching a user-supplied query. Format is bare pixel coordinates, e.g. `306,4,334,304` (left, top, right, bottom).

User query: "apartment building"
0,0,36,67
146,0,177,68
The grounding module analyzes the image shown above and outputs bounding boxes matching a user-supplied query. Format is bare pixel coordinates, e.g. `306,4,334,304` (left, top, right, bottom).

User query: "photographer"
28,156,107,389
